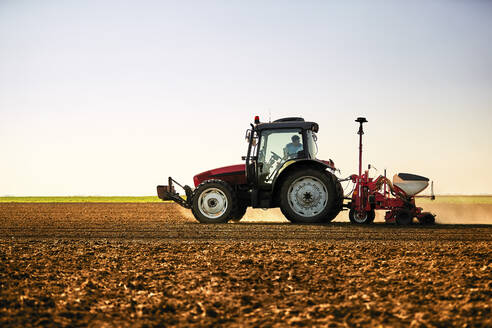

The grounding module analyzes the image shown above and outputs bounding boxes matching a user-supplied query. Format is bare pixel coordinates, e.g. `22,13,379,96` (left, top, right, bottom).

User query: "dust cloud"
241,204,492,224
416,203,492,224
179,201,492,224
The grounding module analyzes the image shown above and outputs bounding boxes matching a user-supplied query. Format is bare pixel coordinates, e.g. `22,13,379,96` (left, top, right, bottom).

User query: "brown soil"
0,203,491,327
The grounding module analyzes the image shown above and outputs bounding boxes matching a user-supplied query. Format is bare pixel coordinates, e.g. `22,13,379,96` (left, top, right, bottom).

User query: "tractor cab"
245,117,320,189
241,117,338,209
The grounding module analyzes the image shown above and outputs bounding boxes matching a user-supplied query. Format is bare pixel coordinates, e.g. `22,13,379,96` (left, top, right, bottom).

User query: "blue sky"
1,0,491,195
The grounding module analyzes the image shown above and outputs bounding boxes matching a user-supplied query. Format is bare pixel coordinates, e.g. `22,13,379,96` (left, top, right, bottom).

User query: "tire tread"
191,179,238,223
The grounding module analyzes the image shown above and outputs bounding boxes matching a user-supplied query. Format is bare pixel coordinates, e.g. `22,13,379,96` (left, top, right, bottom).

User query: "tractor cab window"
257,129,303,186
306,130,318,159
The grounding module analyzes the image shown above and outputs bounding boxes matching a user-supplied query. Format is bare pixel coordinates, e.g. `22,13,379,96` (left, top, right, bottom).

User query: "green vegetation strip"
0,195,491,204
417,196,492,205
0,196,164,203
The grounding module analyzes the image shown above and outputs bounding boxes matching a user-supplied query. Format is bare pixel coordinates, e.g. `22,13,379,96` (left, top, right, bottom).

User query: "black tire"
191,179,237,224
349,209,375,224
418,212,435,225
324,176,344,222
279,169,337,224
230,203,248,222
395,209,413,225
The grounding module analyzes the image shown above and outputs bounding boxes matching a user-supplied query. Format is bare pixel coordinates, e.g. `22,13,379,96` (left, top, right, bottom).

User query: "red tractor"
157,116,435,224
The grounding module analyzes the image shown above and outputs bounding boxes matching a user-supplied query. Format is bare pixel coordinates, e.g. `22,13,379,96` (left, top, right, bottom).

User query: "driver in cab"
284,135,303,159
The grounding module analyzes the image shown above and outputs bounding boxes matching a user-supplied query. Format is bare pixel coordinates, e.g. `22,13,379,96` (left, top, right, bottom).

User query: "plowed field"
1,203,491,327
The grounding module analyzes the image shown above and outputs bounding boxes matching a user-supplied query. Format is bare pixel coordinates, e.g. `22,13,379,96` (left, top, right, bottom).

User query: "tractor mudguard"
270,159,337,205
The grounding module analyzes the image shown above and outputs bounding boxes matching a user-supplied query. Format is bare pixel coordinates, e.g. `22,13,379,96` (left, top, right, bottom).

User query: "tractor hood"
193,164,246,187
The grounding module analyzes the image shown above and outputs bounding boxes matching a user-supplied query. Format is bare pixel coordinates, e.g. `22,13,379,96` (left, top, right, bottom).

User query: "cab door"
245,129,259,185
256,129,304,189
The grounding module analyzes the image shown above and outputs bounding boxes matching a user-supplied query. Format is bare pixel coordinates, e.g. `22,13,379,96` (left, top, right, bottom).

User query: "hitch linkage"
156,177,193,208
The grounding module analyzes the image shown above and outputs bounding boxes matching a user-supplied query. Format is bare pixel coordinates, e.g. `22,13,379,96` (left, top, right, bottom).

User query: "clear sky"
1,0,491,195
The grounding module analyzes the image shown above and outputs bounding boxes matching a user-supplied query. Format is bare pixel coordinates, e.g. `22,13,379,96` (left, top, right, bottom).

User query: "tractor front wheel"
349,209,375,224
191,180,237,224
280,169,337,224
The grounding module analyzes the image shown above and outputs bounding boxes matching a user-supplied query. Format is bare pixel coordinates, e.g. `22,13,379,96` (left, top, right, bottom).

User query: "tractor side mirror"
245,129,258,146
245,129,251,143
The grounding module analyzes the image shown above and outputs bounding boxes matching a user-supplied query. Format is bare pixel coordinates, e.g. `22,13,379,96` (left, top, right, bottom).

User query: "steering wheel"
270,151,282,161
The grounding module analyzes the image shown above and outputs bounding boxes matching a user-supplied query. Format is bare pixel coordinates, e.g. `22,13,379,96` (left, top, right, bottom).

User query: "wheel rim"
288,176,328,217
353,211,368,223
197,188,228,219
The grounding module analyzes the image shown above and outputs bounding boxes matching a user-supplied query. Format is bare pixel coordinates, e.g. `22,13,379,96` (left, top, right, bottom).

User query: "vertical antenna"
269,109,271,123
355,117,368,180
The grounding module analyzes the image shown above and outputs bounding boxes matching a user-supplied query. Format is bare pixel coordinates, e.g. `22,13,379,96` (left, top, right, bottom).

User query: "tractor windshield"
306,130,318,159
257,129,303,186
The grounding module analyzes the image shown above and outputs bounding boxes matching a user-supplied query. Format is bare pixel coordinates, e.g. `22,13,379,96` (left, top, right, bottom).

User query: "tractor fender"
271,159,335,206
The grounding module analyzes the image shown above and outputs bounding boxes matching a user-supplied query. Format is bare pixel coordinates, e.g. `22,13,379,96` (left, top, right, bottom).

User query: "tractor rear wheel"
349,209,375,224
191,179,237,224
280,169,337,224
324,177,344,222
395,209,413,225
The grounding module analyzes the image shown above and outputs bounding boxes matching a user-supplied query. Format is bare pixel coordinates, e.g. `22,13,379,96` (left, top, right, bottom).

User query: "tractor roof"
255,117,319,132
